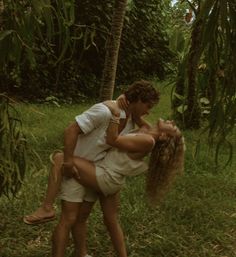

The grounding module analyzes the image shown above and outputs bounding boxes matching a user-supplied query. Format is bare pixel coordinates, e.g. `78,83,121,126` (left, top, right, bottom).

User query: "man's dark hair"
124,80,160,104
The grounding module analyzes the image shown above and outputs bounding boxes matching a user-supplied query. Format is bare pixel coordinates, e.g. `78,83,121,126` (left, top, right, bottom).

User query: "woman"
67,102,185,205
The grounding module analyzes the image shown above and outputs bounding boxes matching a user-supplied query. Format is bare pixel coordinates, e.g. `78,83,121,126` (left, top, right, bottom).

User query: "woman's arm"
107,127,154,153
104,101,154,153
106,116,153,153
103,100,121,144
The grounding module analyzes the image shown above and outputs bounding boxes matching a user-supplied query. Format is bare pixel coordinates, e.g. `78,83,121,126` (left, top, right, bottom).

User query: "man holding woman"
24,80,161,257
55,98,184,257
52,80,160,257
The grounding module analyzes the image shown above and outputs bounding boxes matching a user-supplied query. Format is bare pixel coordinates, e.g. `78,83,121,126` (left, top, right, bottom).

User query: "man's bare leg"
100,193,127,257
52,200,81,257
72,201,95,257
23,153,64,224
69,157,127,256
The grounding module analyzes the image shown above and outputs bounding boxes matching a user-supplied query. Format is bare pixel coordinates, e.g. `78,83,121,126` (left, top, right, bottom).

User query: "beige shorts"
59,177,98,203
59,166,125,202
95,166,124,196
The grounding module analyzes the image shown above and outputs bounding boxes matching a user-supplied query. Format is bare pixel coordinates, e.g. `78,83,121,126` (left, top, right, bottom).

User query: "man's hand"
72,166,81,182
62,162,74,178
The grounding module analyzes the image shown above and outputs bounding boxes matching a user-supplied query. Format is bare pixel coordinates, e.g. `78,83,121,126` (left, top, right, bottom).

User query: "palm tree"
100,0,128,101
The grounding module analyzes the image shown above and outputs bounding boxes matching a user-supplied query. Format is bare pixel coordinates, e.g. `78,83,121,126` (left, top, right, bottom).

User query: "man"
24,80,160,257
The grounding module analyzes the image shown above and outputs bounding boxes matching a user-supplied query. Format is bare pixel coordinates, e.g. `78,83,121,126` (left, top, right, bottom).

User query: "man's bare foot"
23,206,56,225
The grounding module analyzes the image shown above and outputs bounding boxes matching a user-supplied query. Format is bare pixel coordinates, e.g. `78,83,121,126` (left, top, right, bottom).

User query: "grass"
0,83,236,257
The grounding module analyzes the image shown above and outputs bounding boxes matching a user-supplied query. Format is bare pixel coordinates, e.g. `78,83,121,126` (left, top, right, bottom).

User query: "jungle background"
0,0,236,256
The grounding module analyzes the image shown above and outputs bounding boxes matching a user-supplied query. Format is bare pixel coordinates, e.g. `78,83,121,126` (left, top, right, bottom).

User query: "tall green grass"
0,84,235,257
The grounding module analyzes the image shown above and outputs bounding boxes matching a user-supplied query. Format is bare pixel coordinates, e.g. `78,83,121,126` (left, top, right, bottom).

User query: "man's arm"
63,121,83,175
63,103,111,176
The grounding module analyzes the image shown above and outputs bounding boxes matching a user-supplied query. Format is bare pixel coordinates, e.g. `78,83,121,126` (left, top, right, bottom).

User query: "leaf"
55,28,70,64
200,97,210,105
174,92,185,100
215,139,233,167
26,48,37,69
83,28,91,50
69,1,75,25
177,104,187,114
169,29,185,54
0,30,14,41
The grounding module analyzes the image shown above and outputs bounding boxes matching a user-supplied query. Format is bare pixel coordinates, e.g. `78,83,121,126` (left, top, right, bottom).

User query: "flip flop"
23,214,56,225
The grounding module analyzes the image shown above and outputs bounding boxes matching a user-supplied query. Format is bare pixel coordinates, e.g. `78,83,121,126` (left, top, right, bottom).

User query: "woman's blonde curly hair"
146,135,185,205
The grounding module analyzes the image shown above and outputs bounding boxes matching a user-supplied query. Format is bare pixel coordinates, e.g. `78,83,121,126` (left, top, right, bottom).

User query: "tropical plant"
0,0,100,100
117,0,173,83
171,0,236,162
0,0,173,100
0,94,27,197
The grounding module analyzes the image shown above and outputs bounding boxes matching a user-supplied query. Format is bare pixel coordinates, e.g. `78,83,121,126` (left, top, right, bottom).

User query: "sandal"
23,214,56,225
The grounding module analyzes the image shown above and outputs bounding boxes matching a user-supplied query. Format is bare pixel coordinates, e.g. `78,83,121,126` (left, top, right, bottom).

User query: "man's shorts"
59,177,98,203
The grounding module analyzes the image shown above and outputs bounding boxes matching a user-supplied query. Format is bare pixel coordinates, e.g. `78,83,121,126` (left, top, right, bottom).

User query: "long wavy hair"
146,135,185,205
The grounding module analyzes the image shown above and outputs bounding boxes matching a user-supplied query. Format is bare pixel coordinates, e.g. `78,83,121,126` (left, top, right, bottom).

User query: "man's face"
131,100,154,117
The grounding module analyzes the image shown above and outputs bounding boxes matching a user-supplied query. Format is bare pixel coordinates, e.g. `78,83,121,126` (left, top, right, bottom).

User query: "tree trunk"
172,56,187,126
100,0,128,101
184,18,203,129
0,0,3,26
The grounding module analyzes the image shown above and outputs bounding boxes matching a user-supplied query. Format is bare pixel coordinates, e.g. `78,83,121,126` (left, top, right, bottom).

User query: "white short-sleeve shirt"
73,102,128,162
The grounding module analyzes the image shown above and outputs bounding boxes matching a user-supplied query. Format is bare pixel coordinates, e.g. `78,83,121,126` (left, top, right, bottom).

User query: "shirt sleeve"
75,103,111,134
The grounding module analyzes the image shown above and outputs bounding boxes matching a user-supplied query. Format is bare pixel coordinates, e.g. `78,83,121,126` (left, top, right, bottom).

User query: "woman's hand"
103,100,120,117
116,94,129,112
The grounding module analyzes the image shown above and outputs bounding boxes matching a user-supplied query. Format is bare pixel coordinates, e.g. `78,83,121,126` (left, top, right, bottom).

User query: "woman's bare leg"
100,193,127,257
24,152,64,224
72,157,100,192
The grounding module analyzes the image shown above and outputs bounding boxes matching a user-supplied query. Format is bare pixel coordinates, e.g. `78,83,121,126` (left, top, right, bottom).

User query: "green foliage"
197,0,236,140
117,0,174,83
0,0,103,100
0,0,174,101
169,0,235,162
0,94,27,197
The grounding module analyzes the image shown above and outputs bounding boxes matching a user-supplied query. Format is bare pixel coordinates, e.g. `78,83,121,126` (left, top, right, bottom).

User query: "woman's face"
156,119,181,138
